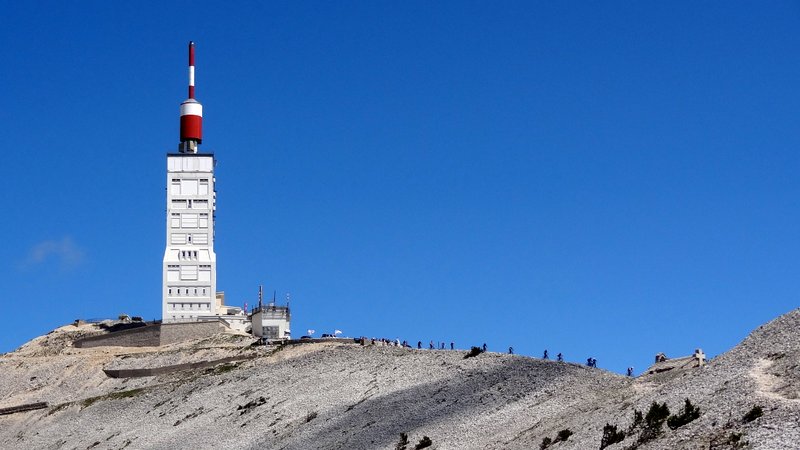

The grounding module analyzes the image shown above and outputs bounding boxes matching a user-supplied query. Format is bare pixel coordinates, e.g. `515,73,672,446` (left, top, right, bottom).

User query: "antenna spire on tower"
179,41,203,153
188,41,196,99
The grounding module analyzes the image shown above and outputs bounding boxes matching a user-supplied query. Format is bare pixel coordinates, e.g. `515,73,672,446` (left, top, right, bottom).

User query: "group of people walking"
417,340,456,350
370,338,634,376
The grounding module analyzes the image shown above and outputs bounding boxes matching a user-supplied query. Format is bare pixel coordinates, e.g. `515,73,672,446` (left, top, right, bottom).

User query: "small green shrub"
540,436,552,449
743,405,763,423
600,423,625,449
556,429,573,442
212,363,239,374
108,388,145,400
237,396,267,415
636,402,670,444
395,432,409,450
464,346,484,359
645,401,670,428
667,399,701,430
82,388,145,408
629,409,643,431
727,432,749,449
414,436,432,449
47,403,70,416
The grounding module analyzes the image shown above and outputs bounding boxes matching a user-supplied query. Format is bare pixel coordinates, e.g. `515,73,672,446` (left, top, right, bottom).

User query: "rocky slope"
1,310,799,450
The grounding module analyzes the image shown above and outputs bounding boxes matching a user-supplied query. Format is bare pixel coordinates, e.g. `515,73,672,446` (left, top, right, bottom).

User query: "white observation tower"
162,41,218,322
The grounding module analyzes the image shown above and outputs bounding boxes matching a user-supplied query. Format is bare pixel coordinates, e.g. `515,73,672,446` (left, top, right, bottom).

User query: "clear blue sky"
2,2,800,374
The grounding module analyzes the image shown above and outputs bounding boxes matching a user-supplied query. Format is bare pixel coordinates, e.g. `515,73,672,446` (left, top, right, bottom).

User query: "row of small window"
171,213,209,229
170,178,210,196
171,199,210,210
167,264,212,267
166,264,212,281
180,250,198,260
168,303,210,312
167,286,210,296
173,303,208,311
174,303,208,311
170,233,208,245
169,316,194,322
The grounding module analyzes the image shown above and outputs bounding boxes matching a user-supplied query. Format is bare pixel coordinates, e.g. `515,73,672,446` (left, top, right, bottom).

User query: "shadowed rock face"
2,311,800,449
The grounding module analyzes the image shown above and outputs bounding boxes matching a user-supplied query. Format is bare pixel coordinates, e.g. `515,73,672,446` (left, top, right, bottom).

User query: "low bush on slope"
667,399,701,430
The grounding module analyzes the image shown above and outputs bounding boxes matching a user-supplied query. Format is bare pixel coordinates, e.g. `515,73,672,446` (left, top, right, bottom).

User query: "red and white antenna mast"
179,41,203,153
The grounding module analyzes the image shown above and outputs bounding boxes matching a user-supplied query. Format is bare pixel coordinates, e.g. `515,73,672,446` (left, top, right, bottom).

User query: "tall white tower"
162,42,218,322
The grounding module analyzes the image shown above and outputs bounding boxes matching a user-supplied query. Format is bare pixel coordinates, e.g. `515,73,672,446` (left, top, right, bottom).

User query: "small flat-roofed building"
251,304,290,341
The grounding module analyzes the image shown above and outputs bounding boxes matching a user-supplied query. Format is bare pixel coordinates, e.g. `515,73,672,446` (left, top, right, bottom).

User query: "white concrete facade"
162,154,217,322
251,305,291,340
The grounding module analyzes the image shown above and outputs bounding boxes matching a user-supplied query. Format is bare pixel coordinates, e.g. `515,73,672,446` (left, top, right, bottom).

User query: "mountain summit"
2,310,800,449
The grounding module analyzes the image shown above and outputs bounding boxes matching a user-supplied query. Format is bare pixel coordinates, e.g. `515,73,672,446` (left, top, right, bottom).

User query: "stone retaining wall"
74,321,229,348
0,402,48,415
74,325,161,348
160,321,227,346
103,355,255,378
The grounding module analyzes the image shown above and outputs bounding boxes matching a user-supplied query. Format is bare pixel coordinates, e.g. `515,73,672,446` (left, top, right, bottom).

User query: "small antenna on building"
258,285,263,309
286,292,290,309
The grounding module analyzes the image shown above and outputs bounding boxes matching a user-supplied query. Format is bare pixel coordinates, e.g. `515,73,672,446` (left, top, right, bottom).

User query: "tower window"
180,265,198,281
182,214,198,228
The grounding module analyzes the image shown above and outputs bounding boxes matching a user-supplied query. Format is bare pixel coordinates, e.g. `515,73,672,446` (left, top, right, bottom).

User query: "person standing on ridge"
543,349,549,360
509,346,514,355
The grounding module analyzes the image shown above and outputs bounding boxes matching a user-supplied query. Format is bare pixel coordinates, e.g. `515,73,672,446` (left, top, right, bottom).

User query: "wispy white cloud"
19,237,86,271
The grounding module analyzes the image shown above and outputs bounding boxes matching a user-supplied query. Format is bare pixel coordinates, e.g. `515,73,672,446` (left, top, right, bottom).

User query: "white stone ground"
1,311,800,449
